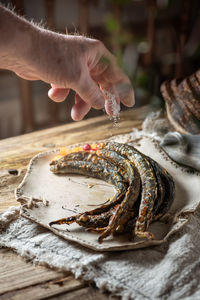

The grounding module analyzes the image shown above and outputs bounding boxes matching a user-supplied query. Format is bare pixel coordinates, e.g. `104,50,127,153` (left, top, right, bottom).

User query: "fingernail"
127,90,135,106
114,82,135,106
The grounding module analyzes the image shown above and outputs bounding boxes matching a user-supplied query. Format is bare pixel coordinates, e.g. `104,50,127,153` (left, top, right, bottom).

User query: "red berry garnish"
83,144,91,151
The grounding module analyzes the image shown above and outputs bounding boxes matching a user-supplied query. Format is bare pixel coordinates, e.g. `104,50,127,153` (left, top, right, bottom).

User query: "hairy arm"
0,5,135,120
0,5,38,76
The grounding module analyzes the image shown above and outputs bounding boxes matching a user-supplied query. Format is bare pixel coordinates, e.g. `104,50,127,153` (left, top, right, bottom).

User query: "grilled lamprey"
49,142,175,243
50,151,128,215
102,142,158,239
50,156,127,222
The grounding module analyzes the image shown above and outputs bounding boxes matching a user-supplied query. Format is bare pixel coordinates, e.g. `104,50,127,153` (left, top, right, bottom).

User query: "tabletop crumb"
88,183,94,189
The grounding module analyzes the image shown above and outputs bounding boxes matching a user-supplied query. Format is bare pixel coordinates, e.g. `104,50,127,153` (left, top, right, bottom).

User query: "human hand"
0,6,134,120
16,29,135,120
45,35,135,120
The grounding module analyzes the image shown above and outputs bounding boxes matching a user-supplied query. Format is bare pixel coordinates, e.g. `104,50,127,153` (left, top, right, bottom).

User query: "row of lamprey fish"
49,142,175,243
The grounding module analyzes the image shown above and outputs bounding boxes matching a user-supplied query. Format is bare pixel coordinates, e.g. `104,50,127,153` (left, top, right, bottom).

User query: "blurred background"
0,0,199,139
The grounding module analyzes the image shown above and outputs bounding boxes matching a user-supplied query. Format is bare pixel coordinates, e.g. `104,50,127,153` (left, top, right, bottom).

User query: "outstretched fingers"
93,54,135,109
48,85,70,102
114,79,135,108
74,69,105,110
71,93,91,121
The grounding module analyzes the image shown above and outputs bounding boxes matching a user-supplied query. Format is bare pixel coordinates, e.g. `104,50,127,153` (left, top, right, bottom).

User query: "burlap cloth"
1,113,200,299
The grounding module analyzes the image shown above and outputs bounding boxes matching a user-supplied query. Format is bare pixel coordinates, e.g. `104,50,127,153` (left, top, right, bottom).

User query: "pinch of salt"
102,89,120,120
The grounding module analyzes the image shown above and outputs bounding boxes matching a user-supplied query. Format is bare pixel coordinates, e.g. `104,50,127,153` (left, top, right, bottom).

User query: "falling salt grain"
102,89,120,126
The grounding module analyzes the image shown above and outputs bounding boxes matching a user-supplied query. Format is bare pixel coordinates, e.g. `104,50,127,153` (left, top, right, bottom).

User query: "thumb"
74,73,104,109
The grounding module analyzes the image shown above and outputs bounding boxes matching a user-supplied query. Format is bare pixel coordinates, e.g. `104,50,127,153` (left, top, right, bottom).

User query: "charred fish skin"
98,179,140,242
49,205,118,229
51,151,129,185
154,167,175,219
50,151,139,233
147,157,175,221
147,157,166,217
95,148,141,242
50,157,126,192
49,142,175,243
49,157,127,227
51,151,131,217
114,191,141,235
102,142,157,239
72,150,130,183
50,158,127,196
59,151,129,182
93,151,141,231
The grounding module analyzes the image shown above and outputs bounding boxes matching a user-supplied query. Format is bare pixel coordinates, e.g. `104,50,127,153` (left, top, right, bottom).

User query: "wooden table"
0,106,150,300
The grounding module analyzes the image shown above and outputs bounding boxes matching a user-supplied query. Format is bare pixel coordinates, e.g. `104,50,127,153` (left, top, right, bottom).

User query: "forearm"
0,5,38,72
0,4,74,82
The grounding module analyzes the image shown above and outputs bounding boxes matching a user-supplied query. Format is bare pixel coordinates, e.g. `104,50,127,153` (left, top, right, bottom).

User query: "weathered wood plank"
0,249,78,295
0,276,86,300
0,249,115,300
0,170,26,212
0,107,150,170
49,286,119,300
